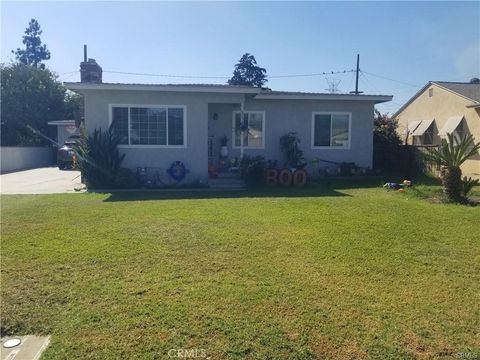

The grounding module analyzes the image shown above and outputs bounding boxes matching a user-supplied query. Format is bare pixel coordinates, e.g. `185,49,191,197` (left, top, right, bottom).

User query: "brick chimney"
80,45,102,83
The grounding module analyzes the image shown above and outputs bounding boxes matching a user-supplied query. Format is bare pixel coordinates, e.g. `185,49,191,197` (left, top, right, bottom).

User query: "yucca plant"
423,133,480,202
74,125,126,188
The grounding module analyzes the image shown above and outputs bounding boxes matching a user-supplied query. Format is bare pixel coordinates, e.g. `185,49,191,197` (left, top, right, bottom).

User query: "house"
393,81,480,179
65,58,392,184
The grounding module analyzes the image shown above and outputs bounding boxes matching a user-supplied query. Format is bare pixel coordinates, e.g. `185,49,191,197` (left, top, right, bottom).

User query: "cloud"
454,42,480,78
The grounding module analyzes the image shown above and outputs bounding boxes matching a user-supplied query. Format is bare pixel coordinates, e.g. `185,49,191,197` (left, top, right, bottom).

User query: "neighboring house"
48,120,79,146
393,81,480,178
65,58,392,183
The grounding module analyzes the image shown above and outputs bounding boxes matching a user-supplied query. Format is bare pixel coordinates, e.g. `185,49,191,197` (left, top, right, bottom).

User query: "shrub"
240,155,266,187
74,126,126,189
423,133,480,203
280,132,305,168
462,176,479,198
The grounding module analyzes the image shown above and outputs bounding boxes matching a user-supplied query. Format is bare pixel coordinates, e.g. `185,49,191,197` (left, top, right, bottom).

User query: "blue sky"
2,1,479,113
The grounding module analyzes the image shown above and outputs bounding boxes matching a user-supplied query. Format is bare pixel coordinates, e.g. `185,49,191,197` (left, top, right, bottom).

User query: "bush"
280,132,305,168
74,126,126,189
462,176,479,198
240,155,266,187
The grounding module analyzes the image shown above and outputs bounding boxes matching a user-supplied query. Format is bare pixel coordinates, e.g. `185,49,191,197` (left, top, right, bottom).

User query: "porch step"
216,171,240,179
209,177,245,189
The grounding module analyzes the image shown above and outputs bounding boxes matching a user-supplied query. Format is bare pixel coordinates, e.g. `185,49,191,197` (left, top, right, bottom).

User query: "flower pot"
220,146,228,157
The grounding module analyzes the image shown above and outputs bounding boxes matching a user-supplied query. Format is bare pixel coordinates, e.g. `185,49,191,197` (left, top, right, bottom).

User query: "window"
312,112,351,148
429,88,434,97
111,105,186,146
232,111,265,148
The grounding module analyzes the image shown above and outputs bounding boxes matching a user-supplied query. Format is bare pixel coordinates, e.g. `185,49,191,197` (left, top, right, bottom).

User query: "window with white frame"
312,112,351,148
111,106,185,146
232,111,265,148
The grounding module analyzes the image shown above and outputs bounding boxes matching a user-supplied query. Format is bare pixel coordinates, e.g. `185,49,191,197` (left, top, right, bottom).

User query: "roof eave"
64,82,262,94
253,94,393,103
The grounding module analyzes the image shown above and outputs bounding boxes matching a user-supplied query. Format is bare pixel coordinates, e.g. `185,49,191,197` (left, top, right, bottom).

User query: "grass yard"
1,183,479,359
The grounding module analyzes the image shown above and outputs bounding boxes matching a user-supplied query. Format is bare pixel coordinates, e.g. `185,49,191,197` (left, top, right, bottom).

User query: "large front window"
233,111,265,148
111,105,185,146
312,112,350,148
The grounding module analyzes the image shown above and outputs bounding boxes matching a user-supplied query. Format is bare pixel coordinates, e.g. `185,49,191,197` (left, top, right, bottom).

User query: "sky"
1,1,479,114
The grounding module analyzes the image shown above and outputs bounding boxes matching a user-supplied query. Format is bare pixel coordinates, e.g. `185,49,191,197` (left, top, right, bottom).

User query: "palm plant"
423,133,480,202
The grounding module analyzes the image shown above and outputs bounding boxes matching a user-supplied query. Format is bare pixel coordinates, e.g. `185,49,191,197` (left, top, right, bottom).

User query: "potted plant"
220,135,228,157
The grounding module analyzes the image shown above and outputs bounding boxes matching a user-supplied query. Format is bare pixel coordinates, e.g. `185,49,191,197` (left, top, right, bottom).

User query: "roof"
64,82,262,94
47,120,76,126
256,90,392,103
393,81,480,118
434,82,480,103
64,82,392,103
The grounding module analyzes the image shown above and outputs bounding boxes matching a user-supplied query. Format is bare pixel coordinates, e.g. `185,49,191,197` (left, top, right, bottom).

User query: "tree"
1,63,68,146
373,109,402,171
12,19,51,69
228,53,267,87
423,133,480,203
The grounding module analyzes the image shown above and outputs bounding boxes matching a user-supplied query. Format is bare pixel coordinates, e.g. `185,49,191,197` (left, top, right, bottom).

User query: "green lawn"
1,183,479,359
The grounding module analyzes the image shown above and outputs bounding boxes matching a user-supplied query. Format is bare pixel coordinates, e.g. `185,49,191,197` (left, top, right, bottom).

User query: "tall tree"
228,53,267,87
1,63,67,146
12,19,51,69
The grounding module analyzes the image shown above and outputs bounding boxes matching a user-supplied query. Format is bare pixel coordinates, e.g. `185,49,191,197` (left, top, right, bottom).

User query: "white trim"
109,104,187,148
66,82,261,94
311,112,352,150
254,93,392,103
231,110,266,149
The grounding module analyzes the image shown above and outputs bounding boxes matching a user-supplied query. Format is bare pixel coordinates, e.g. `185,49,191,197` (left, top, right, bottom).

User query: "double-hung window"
111,105,186,146
312,112,351,149
232,111,265,148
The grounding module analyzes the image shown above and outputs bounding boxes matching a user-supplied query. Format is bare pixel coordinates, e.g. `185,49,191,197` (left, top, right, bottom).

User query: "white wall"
0,147,55,173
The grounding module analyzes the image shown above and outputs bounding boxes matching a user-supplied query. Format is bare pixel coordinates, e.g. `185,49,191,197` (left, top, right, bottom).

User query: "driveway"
0,167,83,194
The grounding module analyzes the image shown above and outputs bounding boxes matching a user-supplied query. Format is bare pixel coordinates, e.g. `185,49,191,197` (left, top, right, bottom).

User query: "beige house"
393,81,480,178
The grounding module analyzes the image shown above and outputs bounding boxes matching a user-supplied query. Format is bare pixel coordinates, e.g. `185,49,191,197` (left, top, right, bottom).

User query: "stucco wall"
0,147,55,173
84,90,244,183
209,99,375,171
84,89,377,180
395,84,480,178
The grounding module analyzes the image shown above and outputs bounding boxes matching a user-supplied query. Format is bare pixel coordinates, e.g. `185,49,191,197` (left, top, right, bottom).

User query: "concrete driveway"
0,167,83,194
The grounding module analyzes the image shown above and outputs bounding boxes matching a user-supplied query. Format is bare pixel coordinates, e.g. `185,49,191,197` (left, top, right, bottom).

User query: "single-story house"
65,58,392,183
393,81,480,179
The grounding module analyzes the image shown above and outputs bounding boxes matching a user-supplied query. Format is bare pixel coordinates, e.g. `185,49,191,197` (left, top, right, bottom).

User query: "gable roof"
64,82,392,103
434,82,480,103
393,81,480,118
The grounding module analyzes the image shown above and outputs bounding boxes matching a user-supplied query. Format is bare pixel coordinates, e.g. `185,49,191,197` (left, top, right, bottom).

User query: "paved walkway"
1,335,50,360
0,167,83,194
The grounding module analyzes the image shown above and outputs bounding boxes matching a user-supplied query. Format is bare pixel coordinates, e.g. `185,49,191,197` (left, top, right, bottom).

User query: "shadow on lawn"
103,184,353,202
104,177,394,202
101,175,441,202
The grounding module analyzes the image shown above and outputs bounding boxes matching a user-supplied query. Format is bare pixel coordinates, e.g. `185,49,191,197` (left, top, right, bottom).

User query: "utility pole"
350,54,363,95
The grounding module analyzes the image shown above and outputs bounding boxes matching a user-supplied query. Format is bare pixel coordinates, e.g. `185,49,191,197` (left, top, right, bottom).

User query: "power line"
90,69,356,79
361,70,421,88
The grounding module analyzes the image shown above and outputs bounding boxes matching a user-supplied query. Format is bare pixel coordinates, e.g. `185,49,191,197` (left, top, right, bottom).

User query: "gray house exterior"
65,81,392,184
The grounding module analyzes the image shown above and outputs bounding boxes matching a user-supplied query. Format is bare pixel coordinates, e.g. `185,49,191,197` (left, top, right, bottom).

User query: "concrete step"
216,171,241,179
209,177,245,189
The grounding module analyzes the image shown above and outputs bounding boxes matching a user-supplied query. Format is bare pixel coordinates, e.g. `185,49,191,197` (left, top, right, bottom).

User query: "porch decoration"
265,168,307,187
220,135,229,157
167,161,189,182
